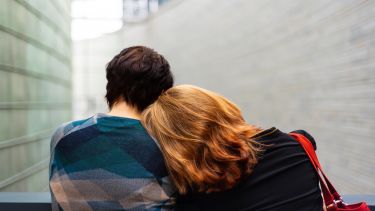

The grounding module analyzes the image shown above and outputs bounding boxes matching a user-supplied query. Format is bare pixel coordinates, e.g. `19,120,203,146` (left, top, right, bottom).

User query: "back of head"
141,85,262,194
105,46,174,111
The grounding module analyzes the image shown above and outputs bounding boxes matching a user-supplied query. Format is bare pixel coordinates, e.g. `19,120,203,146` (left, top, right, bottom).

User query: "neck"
108,101,141,120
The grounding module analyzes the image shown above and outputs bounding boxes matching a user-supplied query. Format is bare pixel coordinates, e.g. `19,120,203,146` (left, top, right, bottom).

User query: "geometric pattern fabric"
49,113,175,210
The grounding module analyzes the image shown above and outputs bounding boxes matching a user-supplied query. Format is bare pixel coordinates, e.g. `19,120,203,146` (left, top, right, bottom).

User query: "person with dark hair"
49,46,175,210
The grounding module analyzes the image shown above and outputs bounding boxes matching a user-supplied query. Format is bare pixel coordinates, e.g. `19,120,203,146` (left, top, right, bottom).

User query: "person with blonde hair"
142,85,323,211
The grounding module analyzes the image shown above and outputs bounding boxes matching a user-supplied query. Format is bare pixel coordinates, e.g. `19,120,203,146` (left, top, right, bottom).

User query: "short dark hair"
105,46,174,111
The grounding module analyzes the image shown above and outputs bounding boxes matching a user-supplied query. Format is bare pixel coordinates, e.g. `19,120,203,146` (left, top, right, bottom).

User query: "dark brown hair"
142,85,263,194
105,46,174,111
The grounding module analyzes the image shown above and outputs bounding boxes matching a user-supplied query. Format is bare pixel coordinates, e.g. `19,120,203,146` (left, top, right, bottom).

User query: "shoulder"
50,116,96,150
289,129,317,150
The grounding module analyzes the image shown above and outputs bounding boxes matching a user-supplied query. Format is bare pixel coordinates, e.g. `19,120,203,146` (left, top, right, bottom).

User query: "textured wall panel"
73,0,375,193
0,0,71,191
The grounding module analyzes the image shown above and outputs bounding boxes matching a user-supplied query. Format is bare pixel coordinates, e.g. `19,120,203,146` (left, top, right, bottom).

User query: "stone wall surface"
73,0,375,194
0,0,71,191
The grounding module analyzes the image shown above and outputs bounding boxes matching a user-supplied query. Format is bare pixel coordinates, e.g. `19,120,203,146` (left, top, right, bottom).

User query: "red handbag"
289,133,371,211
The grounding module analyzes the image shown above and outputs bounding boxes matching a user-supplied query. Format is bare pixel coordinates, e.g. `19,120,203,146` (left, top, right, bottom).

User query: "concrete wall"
0,0,71,191
73,0,375,194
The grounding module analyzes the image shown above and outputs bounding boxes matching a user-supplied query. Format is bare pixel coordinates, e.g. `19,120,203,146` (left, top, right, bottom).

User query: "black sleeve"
290,129,317,150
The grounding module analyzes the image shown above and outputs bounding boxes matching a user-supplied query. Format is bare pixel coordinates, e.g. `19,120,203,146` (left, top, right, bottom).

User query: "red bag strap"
289,133,342,208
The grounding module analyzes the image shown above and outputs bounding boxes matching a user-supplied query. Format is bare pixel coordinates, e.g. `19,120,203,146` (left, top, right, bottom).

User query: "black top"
175,128,323,211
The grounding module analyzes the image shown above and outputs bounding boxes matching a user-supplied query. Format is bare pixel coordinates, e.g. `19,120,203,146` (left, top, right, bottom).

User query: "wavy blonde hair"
141,85,262,194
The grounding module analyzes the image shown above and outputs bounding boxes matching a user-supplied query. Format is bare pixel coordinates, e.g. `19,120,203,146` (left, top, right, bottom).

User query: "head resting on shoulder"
141,85,262,194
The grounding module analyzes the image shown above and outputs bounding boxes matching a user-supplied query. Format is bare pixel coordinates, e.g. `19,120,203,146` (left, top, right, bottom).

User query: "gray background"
0,0,373,194
73,0,375,194
0,0,71,191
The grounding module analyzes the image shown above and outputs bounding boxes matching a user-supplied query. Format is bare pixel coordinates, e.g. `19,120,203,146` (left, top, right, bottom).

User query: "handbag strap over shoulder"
289,133,342,208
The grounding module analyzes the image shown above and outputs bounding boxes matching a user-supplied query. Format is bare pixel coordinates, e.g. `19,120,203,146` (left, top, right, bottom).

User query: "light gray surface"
0,192,50,203
0,0,72,191
73,0,375,194
344,195,375,205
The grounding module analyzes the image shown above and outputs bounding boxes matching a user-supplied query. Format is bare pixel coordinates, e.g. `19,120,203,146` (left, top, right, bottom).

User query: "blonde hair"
141,85,262,194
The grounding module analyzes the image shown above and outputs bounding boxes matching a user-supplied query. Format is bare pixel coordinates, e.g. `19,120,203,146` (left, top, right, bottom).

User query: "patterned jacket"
49,113,175,210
